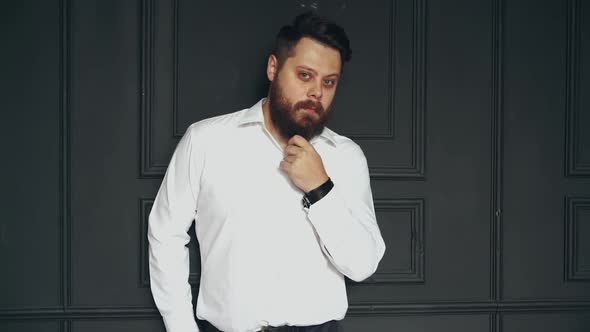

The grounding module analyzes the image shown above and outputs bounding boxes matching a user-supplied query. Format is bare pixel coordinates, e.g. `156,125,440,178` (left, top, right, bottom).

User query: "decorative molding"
359,199,425,284
565,196,590,281
141,0,426,179
369,163,424,179
139,0,168,177
0,307,159,320
0,320,62,332
565,0,589,177
139,199,200,288
348,304,496,316
409,0,426,179
497,300,590,312
491,0,504,302
3,301,590,320
171,0,182,139
59,0,71,309
492,312,499,332
368,0,426,179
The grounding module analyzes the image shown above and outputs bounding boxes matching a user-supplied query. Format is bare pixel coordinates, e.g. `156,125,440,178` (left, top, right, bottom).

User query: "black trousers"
199,319,343,332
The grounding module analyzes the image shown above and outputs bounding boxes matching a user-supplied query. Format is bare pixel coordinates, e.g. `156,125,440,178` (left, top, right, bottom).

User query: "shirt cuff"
161,308,200,332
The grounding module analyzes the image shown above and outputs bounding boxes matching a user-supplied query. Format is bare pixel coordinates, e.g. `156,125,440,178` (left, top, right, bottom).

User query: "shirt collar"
237,98,339,146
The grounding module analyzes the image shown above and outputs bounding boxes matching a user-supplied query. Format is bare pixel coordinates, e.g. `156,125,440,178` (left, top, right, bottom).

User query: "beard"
267,77,331,141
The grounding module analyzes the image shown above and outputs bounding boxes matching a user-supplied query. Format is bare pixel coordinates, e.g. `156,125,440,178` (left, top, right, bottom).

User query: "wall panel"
502,0,590,301
501,312,590,332
68,0,154,307
0,321,61,332
0,0,62,309
72,319,164,332
344,313,491,332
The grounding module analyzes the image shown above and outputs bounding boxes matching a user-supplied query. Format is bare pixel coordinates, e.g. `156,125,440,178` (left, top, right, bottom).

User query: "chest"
198,129,339,218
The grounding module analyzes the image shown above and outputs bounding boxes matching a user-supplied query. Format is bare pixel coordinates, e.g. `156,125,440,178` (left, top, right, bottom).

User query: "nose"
307,80,323,100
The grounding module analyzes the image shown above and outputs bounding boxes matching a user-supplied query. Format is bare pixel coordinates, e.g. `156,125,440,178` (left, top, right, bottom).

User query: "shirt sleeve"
305,142,386,282
148,124,203,332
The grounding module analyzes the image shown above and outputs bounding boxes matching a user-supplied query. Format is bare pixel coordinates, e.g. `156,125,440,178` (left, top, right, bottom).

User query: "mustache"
294,100,324,113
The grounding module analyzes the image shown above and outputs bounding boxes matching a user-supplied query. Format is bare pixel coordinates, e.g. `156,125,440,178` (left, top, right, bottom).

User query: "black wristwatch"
302,178,334,209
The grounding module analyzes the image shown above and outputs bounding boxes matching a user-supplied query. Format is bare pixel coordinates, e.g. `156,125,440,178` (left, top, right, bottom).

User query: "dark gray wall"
1,0,589,331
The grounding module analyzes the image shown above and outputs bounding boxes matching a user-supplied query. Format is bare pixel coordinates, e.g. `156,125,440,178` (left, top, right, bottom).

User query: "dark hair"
273,11,352,69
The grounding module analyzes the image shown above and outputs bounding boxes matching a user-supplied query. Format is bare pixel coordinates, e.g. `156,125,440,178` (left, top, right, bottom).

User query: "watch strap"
302,178,334,208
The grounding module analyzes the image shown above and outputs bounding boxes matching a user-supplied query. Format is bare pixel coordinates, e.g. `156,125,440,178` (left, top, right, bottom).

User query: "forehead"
284,37,342,75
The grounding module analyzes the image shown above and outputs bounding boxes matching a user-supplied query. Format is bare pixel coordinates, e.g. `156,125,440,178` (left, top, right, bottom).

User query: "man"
148,11,385,332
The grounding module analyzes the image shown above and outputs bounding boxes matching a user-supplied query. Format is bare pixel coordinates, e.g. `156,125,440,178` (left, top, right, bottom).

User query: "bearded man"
148,11,386,332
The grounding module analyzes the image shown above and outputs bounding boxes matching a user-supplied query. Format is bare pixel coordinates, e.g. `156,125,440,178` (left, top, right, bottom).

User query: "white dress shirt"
148,99,386,332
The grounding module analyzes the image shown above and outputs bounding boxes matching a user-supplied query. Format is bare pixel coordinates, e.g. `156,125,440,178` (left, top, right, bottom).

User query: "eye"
299,72,312,80
324,79,336,86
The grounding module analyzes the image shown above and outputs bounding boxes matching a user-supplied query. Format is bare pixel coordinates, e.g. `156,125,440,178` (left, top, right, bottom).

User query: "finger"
279,160,291,172
287,135,311,149
284,145,303,156
282,155,297,163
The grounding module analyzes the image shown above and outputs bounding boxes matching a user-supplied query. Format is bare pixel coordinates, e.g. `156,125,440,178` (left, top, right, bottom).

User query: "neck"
262,98,289,148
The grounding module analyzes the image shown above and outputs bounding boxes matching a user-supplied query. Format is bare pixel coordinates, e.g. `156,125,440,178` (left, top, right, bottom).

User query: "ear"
266,54,278,82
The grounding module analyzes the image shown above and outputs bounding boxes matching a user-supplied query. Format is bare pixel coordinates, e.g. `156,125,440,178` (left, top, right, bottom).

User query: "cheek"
283,82,306,100
279,73,303,92
322,92,336,108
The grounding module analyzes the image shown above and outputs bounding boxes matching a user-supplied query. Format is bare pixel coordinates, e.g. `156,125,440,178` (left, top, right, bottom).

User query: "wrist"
302,177,334,209
305,174,329,193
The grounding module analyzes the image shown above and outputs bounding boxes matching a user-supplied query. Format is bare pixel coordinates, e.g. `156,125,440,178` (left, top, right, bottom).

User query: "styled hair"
273,11,352,69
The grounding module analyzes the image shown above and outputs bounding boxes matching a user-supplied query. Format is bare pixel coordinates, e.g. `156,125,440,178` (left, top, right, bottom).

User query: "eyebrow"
296,65,340,78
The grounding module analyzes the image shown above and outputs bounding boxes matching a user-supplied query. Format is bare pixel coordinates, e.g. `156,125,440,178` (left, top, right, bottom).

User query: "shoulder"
323,127,366,159
183,107,248,141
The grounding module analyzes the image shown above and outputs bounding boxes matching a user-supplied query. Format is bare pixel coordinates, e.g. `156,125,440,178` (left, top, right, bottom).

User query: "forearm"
148,123,203,332
148,206,200,332
306,184,385,282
